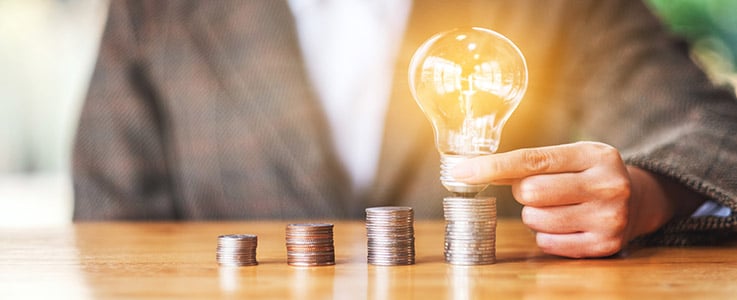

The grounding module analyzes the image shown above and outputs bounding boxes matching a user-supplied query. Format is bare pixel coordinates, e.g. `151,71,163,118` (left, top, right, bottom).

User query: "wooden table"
1,220,736,299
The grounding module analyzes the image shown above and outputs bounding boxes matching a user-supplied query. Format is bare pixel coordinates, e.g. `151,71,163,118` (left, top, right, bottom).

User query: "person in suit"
73,0,737,258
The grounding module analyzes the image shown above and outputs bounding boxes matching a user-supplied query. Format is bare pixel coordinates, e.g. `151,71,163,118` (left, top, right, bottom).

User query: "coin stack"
443,197,497,265
216,234,258,266
285,223,336,267
365,206,415,265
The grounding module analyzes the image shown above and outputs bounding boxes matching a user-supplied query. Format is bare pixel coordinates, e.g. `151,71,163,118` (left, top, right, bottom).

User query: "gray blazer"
74,0,737,245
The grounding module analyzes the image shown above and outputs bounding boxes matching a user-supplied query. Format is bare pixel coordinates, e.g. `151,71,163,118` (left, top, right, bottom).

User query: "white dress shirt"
287,0,411,195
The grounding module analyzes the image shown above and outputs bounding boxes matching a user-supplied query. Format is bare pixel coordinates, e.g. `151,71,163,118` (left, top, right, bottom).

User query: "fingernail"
450,163,474,180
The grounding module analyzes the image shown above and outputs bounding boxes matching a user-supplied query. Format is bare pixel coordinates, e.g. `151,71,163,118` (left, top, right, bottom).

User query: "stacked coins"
443,197,497,265
216,234,258,266
365,206,415,265
285,223,335,266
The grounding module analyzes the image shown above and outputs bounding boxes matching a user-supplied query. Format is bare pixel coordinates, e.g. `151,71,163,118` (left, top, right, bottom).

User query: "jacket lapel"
186,1,350,216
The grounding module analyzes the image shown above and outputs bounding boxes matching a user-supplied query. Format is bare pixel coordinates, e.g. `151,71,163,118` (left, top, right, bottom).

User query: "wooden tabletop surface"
1,219,736,299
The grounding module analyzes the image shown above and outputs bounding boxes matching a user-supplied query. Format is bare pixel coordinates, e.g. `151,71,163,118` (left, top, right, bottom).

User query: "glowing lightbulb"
409,27,528,196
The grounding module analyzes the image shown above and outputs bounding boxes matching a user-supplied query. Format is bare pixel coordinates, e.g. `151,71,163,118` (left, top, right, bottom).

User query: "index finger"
450,142,608,184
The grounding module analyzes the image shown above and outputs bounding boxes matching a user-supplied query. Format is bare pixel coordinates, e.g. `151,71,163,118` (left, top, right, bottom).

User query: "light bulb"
409,27,528,196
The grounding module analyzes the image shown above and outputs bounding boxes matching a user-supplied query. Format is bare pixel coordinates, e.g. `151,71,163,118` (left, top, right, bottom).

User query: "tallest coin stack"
443,196,497,265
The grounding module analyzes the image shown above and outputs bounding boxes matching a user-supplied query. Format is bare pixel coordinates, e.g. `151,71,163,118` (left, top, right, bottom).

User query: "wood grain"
1,220,736,299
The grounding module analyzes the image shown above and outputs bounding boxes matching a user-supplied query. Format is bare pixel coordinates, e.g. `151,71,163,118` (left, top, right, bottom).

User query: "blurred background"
0,0,735,227
0,0,107,226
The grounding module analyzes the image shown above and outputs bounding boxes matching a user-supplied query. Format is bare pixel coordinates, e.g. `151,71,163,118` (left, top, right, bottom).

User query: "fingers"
522,204,625,258
512,168,631,207
521,199,627,234
518,169,631,257
512,173,589,207
536,232,625,258
450,141,617,184
520,179,630,258
521,205,584,234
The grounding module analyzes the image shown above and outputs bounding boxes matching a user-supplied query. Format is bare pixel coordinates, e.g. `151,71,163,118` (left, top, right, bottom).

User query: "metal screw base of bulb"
440,154,489,197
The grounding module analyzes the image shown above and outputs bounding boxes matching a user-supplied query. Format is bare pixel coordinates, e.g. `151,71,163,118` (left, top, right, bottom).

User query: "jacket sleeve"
566,0,737,245
73,1,176,220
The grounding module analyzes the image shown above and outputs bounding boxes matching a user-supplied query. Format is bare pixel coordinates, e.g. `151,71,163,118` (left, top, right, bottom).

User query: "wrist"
625,166,675,240
625,166,708,241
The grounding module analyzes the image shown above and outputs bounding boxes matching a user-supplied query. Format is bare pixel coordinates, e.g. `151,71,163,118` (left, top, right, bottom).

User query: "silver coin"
216,234,259,267
365,206,416,266
443,196,497,265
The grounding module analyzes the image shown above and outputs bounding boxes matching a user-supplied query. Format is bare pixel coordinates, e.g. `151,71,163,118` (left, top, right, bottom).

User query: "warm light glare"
410,27,527,155
409,27,527,195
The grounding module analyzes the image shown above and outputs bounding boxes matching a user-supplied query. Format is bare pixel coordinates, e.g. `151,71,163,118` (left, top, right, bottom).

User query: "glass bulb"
409,27,528,196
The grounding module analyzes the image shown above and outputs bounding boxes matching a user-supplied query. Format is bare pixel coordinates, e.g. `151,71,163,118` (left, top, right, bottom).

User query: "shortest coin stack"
444,197,497,265
285,223,336,267
365,206,415,265
217,234,258,266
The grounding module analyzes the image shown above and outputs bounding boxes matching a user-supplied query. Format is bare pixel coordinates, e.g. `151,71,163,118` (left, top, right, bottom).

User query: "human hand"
450,141,676,258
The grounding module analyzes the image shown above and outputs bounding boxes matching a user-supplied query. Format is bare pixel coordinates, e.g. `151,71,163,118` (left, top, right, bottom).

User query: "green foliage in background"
648,0,737,86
